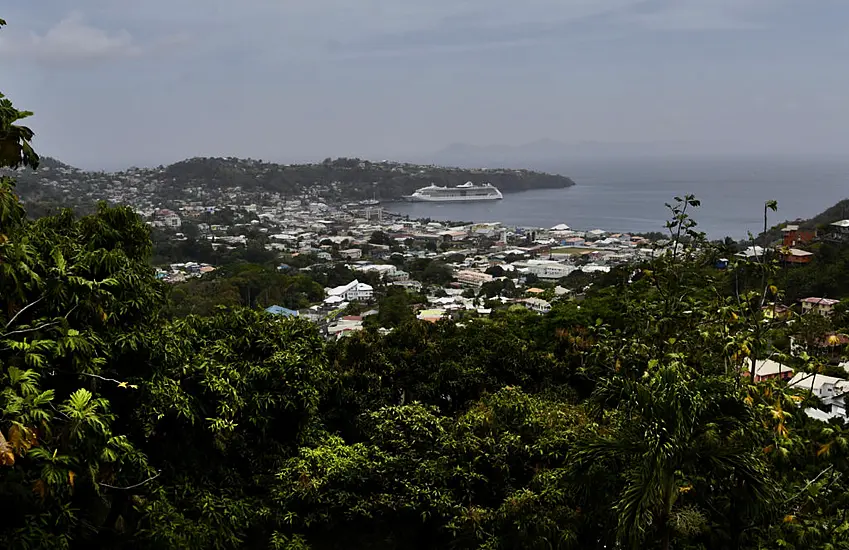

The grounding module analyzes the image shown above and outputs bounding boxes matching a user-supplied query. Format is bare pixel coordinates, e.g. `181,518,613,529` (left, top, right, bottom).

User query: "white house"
789,372,849,417
156,209,182,229
325,280,374,302
523,298,552,314
340,248,363,260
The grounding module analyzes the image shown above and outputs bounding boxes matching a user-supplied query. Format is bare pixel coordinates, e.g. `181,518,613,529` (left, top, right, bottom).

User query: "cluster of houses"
746,292,849,421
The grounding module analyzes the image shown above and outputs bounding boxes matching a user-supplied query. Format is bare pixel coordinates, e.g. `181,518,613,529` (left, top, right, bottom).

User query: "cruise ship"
405,181,503,202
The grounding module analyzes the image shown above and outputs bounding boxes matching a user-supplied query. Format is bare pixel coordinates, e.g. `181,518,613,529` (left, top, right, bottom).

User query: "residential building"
781,248,814,265
156,208,182,228
340,248,363,260
830,220,849,237
523,298,552,314
325,280,374,302
789,372,849,417
743,359,794,382
801,297,840,316
455,270,494,287
782,225,816,248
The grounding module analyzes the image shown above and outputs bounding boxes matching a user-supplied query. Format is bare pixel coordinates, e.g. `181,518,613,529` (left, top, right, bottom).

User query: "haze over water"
387,157,849,240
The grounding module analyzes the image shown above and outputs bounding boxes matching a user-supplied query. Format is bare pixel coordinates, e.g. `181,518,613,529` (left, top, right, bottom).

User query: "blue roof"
265,305,299,317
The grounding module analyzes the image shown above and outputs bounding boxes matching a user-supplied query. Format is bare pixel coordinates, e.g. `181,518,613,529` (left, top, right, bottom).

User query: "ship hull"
404,194,503,202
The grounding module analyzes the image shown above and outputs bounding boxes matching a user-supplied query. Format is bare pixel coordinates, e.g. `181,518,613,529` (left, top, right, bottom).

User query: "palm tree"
572,363,774,549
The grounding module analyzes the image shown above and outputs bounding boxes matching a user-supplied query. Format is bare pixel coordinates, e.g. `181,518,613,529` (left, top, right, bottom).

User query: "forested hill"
5,155,576,209
760,197,849,244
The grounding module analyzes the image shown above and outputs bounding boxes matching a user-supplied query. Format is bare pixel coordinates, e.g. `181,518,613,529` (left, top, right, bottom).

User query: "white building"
340,248,363,260
789,372,849,417
155,209,182,229
455,270,494,287
325,280,374,302
801,297,840,316
519,259,575,280
523,298,552,314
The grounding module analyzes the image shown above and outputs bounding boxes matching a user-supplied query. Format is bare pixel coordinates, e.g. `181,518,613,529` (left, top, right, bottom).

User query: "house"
156,208,182,228
800,297,840,316
789,372,849,417
743,358,794,382
264,305,299,318
782,225,816,248
522,298,552,314
830,220,849,238
340,248,363,260
417,309,446,323
781,248,814,265
455,270,494,287
736,246,765,260
325,280,374,302
761,303,792,320
327,319,364,338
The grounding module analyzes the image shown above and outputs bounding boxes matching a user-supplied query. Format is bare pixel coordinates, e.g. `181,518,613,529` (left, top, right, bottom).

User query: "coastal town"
12,155,849,426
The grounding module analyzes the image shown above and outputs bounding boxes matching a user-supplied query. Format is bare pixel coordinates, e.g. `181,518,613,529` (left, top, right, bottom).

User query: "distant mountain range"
421,139,724,170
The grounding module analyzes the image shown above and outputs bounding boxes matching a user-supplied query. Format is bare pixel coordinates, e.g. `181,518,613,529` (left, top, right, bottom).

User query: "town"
11,156,849,426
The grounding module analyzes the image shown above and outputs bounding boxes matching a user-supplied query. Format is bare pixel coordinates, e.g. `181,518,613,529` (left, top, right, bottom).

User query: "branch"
0,321,59,339
63,304,79,320
79,372,136,388
786,465,833,506
5,297,44,329
99,470,161,491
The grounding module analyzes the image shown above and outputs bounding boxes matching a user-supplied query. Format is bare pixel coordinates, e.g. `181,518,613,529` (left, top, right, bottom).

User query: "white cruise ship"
406,181,503,202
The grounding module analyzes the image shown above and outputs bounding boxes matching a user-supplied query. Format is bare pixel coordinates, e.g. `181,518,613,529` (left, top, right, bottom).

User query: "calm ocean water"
385,157,849,239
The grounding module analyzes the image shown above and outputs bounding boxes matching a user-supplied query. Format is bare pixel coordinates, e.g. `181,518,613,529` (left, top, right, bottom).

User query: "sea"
385,156,849,240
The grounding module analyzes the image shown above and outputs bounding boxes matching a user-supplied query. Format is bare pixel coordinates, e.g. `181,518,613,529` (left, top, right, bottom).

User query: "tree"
421,261,453,286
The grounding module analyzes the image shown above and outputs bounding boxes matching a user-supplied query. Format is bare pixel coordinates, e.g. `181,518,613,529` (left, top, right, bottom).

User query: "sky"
1,0,848,169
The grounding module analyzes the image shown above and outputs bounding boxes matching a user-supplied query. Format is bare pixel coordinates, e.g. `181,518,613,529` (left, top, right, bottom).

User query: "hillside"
760,197,849,244
4,156,576,211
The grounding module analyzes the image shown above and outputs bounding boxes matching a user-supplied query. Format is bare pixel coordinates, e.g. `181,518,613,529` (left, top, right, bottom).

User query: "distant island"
5,156,576,214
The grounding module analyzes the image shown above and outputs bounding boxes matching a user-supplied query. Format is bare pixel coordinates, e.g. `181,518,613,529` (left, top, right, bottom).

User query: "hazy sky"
1,1,847,169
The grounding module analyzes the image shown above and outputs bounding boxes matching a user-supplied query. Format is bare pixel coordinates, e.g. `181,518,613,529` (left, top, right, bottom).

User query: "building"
830,220,849,238
392,280,423,292
518,259,575,280
743,358,794,382
800,297,840,316
156,208,182,229
781,248,814,265
340,248,363,260
782,225,816,248
417,309,446,323
522,298,552,314
455,270,494,287
325,280,374,302
761,304,792,320
789,372,849,417
264,305,299,318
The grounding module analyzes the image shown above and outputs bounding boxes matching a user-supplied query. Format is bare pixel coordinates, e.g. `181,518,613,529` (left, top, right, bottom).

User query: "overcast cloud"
0,0,847,169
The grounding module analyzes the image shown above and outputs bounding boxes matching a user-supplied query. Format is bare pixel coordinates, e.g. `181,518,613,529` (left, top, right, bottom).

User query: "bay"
385,156,849,239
